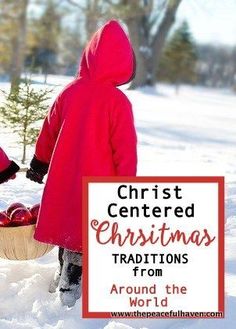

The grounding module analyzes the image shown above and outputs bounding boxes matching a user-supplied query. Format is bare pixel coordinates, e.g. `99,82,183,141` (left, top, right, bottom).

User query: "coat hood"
78,20,134,86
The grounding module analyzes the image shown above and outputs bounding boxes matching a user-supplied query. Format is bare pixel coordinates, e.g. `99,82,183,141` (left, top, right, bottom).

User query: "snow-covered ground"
0,76,236,328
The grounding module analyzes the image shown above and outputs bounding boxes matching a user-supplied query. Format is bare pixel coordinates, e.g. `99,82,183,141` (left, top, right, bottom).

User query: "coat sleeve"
32,97,62,172
0,147,19,184
110,92,137,176
0,147,10,171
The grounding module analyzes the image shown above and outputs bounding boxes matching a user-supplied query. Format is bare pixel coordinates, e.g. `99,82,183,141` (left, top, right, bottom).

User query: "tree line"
0,0,236,91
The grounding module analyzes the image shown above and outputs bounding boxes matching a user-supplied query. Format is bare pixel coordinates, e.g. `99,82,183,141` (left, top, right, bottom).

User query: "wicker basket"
0,224,54,260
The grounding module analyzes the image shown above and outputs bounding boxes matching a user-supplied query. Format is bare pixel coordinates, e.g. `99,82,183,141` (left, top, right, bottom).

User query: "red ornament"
29,204,40,223
0,212,10,227
10,207,33,226
7,202,26,217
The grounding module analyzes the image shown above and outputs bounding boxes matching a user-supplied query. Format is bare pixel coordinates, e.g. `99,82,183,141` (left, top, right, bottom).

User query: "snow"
0,76,236,328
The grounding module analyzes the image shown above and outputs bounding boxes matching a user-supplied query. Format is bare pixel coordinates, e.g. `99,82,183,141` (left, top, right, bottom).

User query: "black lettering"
117,185,127,199
174,185,182,199
108,203,117,217
163,188,171,199
175,206,183,217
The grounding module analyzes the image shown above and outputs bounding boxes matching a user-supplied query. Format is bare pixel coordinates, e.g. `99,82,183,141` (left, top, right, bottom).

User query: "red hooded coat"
33,20,137,252
0,147,19,184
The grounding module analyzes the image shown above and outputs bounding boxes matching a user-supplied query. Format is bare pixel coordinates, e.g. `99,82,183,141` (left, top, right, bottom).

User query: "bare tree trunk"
67,0,100,40
22,128,27,164
10,0,28,92
148,0,182,85
66,0,181,88
124,17,149,88
126,0,182,87
85,0,100,39
22,143,26,164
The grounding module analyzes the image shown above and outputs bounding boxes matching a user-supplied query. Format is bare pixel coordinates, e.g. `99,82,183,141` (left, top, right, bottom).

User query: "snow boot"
48,247,64,293
59,249,82,307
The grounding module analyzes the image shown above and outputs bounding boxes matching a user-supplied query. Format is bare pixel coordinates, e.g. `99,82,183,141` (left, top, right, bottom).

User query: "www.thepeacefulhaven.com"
110,310,224,318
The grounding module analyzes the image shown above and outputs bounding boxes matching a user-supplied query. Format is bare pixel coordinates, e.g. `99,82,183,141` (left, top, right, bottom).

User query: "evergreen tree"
0,80,52,164
159,21,197,92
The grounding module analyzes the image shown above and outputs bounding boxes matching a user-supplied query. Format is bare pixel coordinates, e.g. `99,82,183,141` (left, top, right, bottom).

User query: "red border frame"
82,176,225,319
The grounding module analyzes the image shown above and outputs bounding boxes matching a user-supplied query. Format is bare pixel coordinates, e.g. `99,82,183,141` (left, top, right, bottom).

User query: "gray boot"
59,250,82,307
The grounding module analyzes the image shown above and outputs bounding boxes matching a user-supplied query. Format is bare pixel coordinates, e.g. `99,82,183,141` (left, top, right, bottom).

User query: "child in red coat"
0,147,19,184
26,20,137,306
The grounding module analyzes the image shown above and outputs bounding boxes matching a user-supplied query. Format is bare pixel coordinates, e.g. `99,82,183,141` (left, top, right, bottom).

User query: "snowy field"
0,75,236,328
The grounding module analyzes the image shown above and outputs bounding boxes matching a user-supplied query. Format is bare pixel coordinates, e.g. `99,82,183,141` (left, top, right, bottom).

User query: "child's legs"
59,249,82,306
